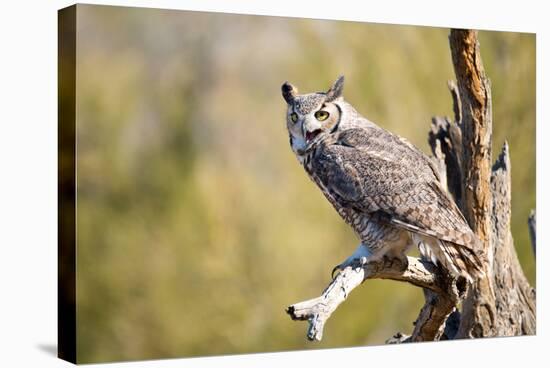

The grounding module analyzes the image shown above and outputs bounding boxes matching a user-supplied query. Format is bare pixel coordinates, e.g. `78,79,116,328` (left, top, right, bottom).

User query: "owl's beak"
305,129,322,143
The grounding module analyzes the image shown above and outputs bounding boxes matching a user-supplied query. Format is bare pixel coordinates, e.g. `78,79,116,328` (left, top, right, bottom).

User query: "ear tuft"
326,75,344,102
281,81,298,104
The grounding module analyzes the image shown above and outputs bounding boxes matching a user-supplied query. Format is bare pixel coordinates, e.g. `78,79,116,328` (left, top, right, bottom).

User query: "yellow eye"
315,110,329,121
290,113,298,123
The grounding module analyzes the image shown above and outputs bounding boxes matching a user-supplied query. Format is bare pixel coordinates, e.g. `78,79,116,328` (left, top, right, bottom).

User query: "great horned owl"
281,76,485,281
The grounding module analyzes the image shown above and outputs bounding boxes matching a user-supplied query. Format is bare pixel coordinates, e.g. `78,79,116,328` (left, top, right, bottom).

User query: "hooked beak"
305,129,322,143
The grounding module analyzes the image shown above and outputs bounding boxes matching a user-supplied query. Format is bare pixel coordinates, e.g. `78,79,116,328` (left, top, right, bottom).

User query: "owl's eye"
315,110,330,121
290,113,298,123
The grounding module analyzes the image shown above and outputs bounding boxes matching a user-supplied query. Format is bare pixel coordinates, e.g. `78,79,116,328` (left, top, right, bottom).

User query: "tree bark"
286,29,535,342
434,29,535,338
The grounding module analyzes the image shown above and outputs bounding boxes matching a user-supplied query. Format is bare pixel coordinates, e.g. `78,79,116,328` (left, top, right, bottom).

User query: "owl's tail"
416,235,486,282
439,241,486,281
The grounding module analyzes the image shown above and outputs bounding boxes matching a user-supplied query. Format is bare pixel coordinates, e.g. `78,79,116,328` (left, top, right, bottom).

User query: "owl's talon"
331,264,342,280
331,244,373,279
331,257,367,279
398,257,409,272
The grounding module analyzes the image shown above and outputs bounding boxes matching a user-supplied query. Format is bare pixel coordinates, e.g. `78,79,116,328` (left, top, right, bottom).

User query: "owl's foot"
331,244,372,279
331,258,368,279
381,254,409,272
331,246,411,279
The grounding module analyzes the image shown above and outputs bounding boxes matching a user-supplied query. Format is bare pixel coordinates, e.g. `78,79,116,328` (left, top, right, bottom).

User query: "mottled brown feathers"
308,123,485,279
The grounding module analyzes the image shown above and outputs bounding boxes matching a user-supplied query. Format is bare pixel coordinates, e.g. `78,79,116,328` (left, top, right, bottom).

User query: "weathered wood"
445,29,535,338
449,29,493,245
409,289,455,342
488,143,535,335
287,265,365,341
429,115,463,205
286,256,454,341
446,29,497,338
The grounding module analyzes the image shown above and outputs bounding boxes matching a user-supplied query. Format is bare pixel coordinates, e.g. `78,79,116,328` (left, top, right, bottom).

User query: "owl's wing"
312,128,478,249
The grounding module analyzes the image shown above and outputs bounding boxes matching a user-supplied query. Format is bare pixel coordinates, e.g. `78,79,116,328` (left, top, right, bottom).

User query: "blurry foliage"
71,5,535,363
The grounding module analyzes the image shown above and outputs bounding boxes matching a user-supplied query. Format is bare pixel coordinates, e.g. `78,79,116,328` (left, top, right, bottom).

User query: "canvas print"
58,4,536,364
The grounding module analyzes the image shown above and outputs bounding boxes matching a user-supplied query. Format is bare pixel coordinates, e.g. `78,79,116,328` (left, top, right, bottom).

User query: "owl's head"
281,76,345,157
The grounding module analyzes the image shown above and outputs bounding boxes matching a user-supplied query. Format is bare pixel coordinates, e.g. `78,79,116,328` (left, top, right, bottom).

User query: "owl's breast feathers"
304,126,485,276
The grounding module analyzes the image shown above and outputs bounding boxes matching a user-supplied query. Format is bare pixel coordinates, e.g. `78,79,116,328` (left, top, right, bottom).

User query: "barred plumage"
282,76,486,281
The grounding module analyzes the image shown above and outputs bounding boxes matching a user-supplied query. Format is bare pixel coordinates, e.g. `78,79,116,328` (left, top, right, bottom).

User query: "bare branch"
410,289,456,342
286,256,453,341
286,265,364,341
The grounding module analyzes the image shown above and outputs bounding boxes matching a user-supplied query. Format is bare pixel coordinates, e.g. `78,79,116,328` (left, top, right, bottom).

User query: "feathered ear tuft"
281,81,298,104
325,75,344,102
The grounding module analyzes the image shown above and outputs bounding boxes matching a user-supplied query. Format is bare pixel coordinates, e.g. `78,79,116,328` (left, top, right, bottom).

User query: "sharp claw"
331,264,342,279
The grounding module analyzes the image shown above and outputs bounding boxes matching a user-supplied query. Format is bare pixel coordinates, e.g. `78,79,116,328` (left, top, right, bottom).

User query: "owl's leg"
377,231,414,272
380,252,410,272
331,243,373,279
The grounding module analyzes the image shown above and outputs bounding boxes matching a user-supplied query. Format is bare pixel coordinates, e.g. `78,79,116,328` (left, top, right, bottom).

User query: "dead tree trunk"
286,29,536,342
432,29,536,338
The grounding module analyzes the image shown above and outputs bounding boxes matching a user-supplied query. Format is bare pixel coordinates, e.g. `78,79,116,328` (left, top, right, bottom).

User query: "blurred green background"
72,4,536,363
